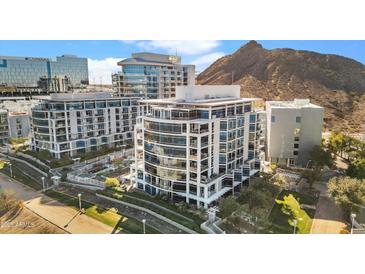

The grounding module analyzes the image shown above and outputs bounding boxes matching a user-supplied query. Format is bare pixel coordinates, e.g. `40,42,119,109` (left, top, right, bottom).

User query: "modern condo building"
132,85,266,208
31,92,138,158
266,99,323,167
112,52,195,99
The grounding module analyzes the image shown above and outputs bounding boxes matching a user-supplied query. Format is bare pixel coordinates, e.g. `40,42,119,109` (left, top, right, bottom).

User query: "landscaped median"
44,189,160,234
98,189,206,233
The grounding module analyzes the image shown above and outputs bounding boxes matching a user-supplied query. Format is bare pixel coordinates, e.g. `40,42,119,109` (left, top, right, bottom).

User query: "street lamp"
41,177,45,191
9,163,13,178
306,160,312,169
351,213,356,234
142,219,146,234
293,218,303,234
293,219,298,234
78,193,82,211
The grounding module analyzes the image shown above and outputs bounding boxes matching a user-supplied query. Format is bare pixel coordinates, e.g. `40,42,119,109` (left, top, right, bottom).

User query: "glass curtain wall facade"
132,96,265,208
0,55,89,95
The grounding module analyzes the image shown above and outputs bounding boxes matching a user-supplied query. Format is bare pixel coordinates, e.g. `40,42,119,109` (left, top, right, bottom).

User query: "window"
293,151,298,156
294,136,300,142
296,116,301,123
294,143,299,149
249,114,256,123
271,115,276,123
294,128,300,135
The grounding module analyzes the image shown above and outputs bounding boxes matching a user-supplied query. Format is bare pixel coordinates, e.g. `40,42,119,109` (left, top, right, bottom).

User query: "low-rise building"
132,85,265,208
31,92,138,158
8,112,30,139
266,99,323,167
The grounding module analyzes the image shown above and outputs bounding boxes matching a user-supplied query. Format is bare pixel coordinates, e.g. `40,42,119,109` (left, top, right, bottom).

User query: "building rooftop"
117,52,183,66
141,85,260,107
48,92,114,101
266,99,322,109
0,55,85,62
8,111,28,117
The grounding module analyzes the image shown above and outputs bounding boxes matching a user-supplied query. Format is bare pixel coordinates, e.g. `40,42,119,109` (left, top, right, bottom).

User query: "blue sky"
0,40,364,84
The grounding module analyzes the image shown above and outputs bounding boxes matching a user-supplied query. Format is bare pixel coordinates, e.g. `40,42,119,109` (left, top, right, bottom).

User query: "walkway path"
0,173,113,234
310,180,347,234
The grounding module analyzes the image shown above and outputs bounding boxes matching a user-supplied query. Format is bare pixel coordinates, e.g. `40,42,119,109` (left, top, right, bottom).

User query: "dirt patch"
0,207,66,234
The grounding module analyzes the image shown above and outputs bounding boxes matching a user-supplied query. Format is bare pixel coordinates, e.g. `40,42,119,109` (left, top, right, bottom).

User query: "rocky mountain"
197,41,365,132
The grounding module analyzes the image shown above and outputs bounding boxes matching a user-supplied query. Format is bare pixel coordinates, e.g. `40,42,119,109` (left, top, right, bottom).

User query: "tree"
219,196,239,218
105,177,120,188
0,190,19,216
237,188,270,211
347,158,365,179
328,131,345,156
275,194,311,234
309,145,334,168
328,176,365,216
270,173,287,189
301,168,322,189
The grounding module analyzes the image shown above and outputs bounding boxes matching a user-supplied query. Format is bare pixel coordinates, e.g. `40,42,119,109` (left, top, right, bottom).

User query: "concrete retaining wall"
96,193,197,234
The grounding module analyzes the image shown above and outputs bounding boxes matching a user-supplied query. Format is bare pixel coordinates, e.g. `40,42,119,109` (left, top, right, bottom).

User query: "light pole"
78,193,82,211
293,218,303,234
351,213,356,234
293,219,298,234
306,160,312,169
41,177,45,192
142,219,146,234
9,163,13,178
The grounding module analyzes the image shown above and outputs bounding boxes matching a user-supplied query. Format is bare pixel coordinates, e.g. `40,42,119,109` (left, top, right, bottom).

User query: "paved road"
0,173,38,200
0,173,113,234
310,181,347,234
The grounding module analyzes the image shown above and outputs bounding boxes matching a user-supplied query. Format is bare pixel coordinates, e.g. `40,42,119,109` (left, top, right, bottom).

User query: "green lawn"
99,189,206,233
45,189,160,234
268,190,318,234
0,165,42,191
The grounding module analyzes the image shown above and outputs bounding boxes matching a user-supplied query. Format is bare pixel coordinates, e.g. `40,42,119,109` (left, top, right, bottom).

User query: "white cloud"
88,57,123,85
191,51,225,72
133,40,220,55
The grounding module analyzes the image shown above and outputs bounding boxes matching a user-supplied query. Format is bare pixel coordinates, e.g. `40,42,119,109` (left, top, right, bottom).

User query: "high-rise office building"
0,55,89,95
131,85,265,208
31,92,138,159
112,52,195,99
266,99,323,167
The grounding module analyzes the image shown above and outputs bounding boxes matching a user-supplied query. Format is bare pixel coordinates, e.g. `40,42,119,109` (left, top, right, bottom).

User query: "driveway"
310,181,347,234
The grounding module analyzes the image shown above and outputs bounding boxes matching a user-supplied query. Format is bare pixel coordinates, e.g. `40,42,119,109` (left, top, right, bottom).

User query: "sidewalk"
0,173,114,234
25,196,114,234
310,181,347,234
